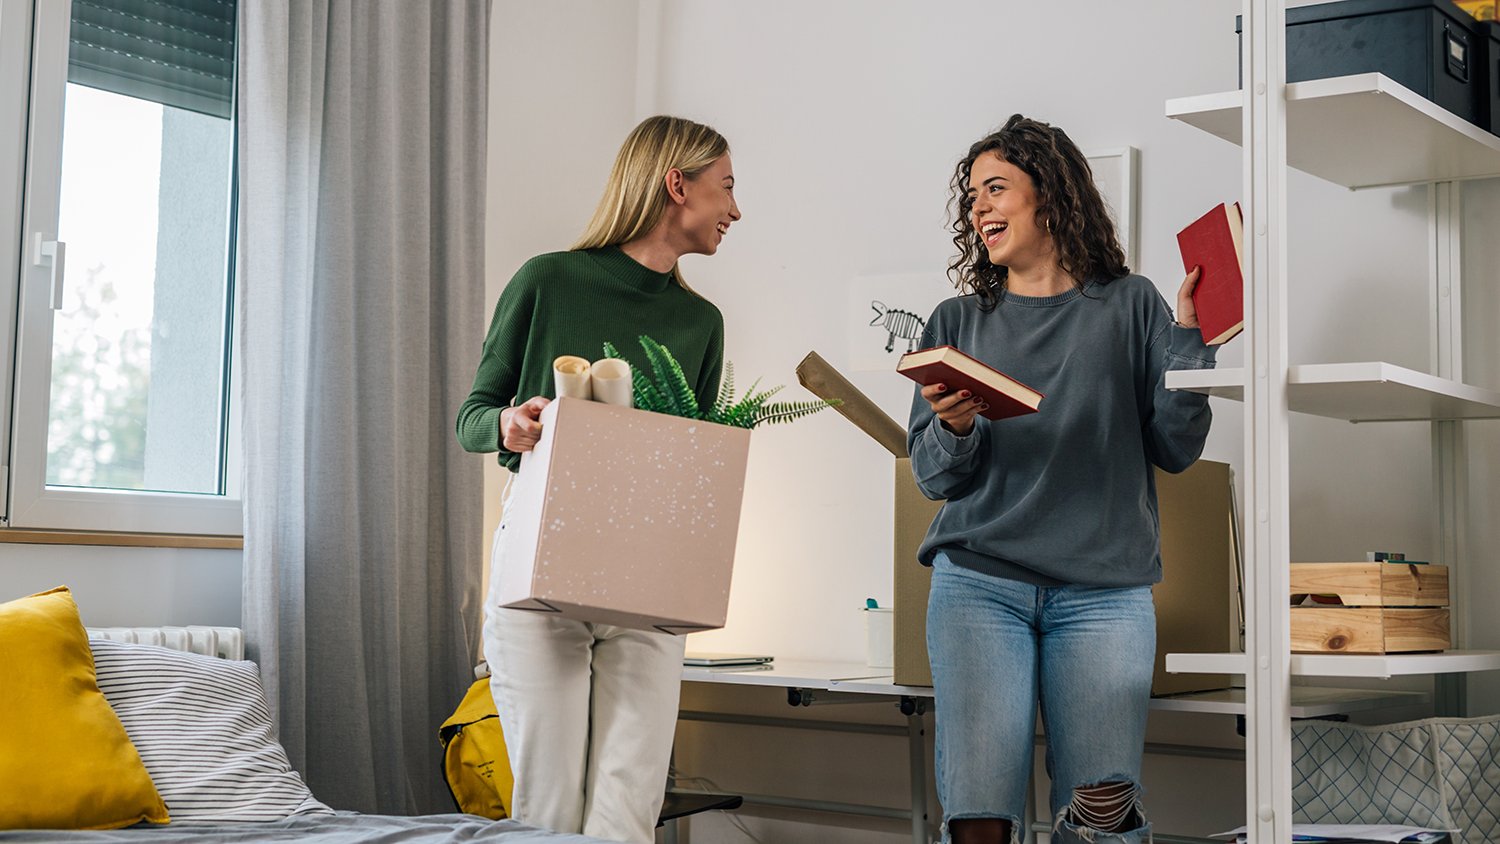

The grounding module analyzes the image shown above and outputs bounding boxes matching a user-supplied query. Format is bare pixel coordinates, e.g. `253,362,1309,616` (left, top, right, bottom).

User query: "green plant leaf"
639,335,700,419
601,335,836,429
602,340,668,413
712,361,735,420
753,399,843,427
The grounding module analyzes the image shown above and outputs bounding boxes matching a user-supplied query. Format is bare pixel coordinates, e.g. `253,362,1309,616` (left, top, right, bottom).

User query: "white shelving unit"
1165,6,1494,840
1151,685,1430,717
1166,362,1500,422
1165,83,1498,682
1166,72,1500,189
1167,650,1500,680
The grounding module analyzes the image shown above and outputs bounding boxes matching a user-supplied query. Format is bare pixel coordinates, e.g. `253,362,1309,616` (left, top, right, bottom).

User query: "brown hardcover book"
1176,201,1245,346
897,345,1043,421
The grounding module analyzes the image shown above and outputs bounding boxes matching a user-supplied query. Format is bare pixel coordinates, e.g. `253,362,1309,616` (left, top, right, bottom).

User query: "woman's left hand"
1175,266,1202,330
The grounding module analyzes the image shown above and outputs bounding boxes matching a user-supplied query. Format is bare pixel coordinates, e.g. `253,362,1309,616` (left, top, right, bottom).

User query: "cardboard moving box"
798,352,1238,692
497,397,752,634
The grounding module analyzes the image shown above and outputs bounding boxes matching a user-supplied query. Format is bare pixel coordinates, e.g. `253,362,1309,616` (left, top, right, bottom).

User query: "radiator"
86,625,245,661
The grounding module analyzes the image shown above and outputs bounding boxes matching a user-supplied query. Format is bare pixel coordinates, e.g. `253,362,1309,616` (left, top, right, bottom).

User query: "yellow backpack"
439,677,514,819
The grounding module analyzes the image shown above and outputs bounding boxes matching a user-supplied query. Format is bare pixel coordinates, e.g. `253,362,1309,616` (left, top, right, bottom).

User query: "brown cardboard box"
1150,460,1237,695
891,459,1237,692
797,351,1237,693
893,458,945,686
496,397,751,634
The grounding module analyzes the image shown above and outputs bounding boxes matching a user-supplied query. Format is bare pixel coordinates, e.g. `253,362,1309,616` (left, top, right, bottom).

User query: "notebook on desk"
683,652,773,667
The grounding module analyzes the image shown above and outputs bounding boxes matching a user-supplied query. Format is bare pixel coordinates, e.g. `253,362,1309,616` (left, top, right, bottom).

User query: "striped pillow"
90,638,333,822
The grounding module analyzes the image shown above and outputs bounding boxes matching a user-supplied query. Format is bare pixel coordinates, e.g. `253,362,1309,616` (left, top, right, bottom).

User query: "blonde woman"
455,115,739,843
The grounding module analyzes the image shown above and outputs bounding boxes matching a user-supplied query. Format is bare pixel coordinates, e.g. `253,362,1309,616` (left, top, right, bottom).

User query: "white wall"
483,0,646,572
657,0,1245,664
485,2,1500,840
1457,179,1500,708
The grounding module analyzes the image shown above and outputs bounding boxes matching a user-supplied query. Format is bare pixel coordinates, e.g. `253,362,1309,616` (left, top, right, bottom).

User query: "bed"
0,587,610,843
0,814,608,843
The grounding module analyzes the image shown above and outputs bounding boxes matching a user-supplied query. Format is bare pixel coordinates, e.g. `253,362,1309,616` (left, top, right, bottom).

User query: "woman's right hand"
921,383,986,437
500,396,551,452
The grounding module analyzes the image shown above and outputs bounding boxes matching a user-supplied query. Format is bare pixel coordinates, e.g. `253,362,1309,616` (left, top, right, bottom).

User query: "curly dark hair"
947,114,1129,310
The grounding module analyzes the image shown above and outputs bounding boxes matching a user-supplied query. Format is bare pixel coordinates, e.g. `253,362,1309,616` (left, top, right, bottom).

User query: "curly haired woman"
908,114,1216,844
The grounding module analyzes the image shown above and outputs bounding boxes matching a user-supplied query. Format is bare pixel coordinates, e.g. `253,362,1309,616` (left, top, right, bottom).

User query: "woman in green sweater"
456,116,738,843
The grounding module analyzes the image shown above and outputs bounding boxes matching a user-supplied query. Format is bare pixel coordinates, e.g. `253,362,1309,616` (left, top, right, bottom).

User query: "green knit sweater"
456,246,725,471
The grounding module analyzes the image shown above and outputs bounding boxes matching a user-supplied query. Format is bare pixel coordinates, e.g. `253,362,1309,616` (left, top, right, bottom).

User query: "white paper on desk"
1213,824,1453,842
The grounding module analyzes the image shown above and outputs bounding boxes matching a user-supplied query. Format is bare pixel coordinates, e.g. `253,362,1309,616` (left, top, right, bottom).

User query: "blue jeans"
927,552,1155,844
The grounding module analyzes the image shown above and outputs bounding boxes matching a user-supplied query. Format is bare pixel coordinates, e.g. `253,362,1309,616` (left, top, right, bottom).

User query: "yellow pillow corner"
0,586,170,830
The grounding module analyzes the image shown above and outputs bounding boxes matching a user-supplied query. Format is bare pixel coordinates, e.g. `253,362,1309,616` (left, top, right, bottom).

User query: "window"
1,0,241,535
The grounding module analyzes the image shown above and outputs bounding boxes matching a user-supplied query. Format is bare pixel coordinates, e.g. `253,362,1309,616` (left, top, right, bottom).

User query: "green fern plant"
603,336,838,429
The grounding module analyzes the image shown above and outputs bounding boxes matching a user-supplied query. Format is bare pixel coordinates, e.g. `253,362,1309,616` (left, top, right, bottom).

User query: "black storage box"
1477,19,1500,134
1237,0,1483,129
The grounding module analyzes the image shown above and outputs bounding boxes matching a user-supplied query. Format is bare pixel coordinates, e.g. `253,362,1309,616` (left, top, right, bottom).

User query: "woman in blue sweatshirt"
908,114,1216,844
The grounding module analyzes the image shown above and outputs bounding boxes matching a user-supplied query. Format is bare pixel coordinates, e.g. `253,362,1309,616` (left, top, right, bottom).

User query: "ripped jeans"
927,552,1155,844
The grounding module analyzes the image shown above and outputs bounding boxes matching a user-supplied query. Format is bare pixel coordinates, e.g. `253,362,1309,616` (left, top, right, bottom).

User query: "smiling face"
967,152,1052,273
676,153,741,256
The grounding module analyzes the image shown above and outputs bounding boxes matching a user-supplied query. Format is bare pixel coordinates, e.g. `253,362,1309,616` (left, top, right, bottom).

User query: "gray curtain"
237,0,489,815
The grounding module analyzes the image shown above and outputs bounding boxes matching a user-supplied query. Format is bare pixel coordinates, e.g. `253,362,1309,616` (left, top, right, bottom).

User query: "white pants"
484,498,685,844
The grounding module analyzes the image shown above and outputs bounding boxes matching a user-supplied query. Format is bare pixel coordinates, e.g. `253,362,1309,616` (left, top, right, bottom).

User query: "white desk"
684,661,1429,715
679,661,935,844
677,662,1430,844
682,658,889,690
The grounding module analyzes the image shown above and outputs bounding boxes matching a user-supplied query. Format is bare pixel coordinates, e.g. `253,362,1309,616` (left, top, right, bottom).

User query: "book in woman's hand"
897,346,1043,420
1177,201,1245,346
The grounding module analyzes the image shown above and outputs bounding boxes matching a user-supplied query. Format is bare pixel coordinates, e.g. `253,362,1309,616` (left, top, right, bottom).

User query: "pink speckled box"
496,397,752,634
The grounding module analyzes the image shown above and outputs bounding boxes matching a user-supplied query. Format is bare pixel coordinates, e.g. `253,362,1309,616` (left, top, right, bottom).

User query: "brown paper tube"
795,350,909,458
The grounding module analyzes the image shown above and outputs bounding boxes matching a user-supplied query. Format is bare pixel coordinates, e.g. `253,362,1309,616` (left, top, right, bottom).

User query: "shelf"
1165,362,1500,422
1167,649,1500,679
1166,73,1500,189
1149,686,1430,717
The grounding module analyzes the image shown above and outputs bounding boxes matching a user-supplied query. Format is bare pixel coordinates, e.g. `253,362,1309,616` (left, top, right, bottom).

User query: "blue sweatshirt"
907,275,1216,588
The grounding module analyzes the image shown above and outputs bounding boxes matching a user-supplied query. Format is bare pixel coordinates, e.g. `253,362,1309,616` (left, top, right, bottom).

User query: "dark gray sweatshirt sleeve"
906,302,985,500
1144,321,1217,473
908,387,984,500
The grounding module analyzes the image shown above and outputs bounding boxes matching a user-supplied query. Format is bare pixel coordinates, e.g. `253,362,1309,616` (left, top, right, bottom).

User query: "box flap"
796,351,909,458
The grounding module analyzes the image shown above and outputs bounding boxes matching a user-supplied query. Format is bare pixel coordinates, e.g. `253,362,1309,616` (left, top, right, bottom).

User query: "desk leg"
1023,769,1037,844
664,744,680,844
904,698,930,844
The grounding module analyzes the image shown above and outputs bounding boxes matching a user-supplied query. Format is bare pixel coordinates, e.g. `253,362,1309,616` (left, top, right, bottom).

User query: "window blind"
68,0,237,120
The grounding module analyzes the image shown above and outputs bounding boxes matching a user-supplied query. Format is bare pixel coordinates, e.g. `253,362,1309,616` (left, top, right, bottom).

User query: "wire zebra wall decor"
868,301,926,354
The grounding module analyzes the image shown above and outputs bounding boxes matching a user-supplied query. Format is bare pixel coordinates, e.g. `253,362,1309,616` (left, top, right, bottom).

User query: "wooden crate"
1289,562,1450,654
1290,606,1450,653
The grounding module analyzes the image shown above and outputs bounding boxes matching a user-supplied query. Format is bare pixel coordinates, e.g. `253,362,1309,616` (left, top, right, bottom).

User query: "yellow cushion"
0,586,169,829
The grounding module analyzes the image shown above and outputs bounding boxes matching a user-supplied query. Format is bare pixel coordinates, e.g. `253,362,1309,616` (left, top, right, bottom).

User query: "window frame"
2,0,242,536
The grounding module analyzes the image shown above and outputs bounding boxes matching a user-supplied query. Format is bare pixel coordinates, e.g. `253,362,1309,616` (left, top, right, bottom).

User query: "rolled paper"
590,357,634,408
553,355,593,400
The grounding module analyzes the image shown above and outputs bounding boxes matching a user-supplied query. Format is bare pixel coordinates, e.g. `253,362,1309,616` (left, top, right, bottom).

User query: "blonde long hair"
572,115,730,289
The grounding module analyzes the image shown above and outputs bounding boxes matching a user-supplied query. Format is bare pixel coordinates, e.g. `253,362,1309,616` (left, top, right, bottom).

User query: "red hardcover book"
1176,202,1245,346
897,346,1043,421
